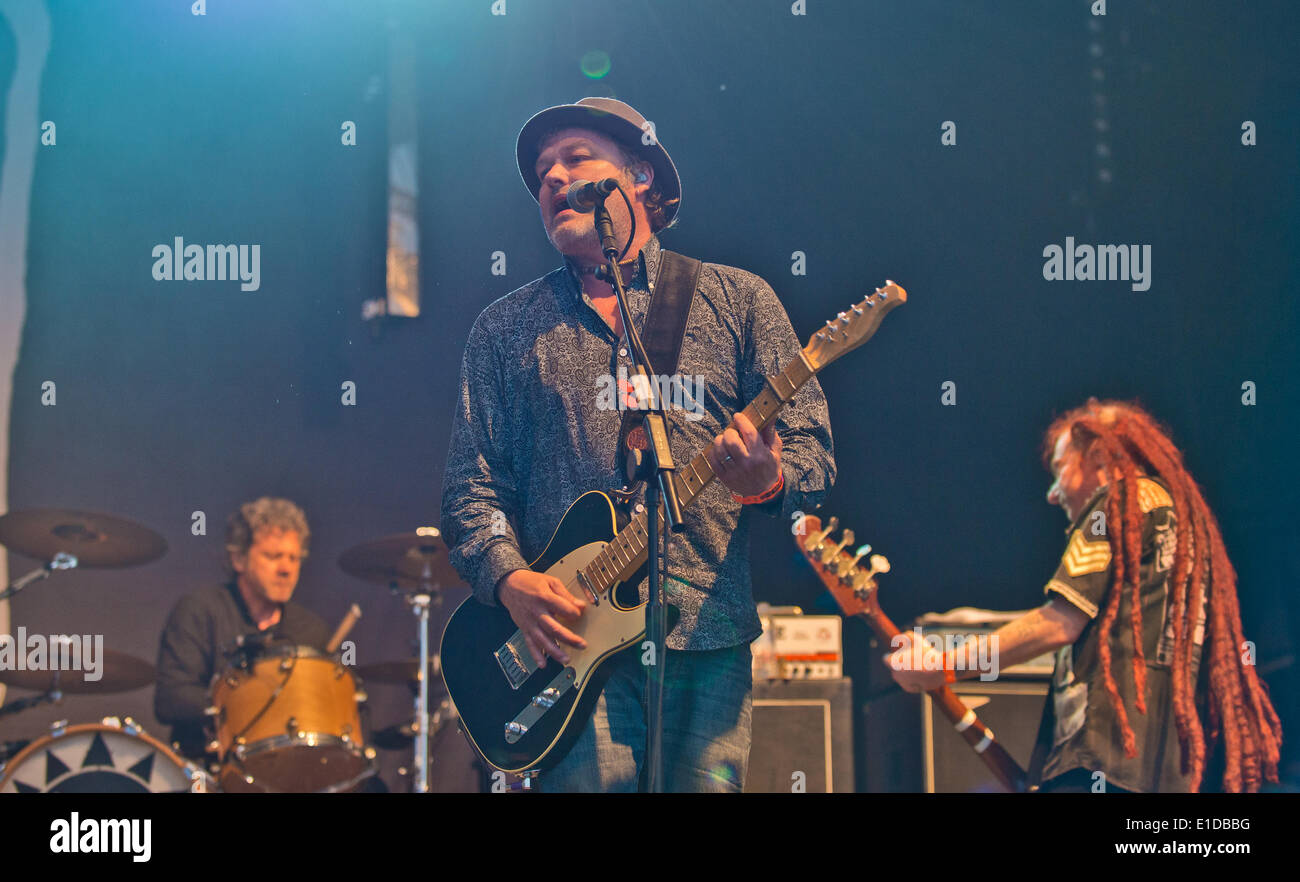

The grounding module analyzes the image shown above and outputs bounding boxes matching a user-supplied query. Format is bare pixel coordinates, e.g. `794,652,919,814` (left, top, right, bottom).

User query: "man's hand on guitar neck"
705,412,784,499
496,569,588,666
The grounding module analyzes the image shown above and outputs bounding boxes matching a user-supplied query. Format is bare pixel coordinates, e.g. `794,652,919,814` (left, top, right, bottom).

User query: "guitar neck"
581,351,816,595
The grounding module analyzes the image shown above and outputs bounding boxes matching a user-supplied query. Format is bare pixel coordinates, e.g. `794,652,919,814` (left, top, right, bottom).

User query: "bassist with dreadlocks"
890,399,1281,793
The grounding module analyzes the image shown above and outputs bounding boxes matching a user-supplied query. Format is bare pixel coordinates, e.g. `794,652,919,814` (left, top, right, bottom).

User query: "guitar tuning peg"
866,554,891,576
845,543,871,572
809,516,837,553
822,527,853,566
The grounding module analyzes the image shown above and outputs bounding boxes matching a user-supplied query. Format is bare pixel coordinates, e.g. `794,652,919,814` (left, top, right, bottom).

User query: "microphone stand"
591,190,685,794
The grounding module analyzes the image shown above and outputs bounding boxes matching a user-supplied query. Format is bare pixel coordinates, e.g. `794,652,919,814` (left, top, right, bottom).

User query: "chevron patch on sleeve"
1137,477,1173,513
1062,529,1113,578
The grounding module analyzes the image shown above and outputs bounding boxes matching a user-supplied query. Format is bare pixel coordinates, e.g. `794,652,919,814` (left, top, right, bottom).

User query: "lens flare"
708,762,738,786
580,50,612,80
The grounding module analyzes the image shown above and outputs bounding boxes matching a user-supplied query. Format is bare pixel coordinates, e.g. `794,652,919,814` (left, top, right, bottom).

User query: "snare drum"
0,719,208,793
210,644,374,792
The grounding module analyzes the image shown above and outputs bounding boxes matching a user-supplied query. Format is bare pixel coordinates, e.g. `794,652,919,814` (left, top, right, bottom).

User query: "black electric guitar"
441,282,907,773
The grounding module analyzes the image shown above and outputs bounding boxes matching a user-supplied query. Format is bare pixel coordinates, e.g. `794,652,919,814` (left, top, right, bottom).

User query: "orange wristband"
733,470,784,505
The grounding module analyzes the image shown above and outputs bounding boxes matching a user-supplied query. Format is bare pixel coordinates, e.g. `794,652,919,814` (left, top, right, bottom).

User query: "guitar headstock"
802,282,907,372
795,515,891,619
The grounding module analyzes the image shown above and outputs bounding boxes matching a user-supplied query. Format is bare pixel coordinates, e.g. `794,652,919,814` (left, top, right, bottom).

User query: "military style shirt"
440,236,836,650
1032,476,1207,793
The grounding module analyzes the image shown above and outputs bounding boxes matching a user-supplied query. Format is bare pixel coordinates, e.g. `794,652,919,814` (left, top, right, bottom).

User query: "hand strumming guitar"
496,568,588,666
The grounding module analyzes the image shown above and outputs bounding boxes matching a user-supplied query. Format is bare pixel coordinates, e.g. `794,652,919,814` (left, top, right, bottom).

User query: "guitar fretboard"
581,350,817,595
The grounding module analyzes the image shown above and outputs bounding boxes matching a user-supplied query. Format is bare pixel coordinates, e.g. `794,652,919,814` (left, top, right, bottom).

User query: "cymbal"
353,657,444,686
0,647,155,694
337,529,464,592
0,509,167,568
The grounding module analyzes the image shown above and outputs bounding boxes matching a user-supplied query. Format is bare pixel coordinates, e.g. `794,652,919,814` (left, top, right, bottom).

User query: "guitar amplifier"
925,681,1047,792
744,677,854,793
753,613,843,679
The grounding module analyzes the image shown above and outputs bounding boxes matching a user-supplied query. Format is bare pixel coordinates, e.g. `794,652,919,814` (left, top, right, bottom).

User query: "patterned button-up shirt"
440,236,835,650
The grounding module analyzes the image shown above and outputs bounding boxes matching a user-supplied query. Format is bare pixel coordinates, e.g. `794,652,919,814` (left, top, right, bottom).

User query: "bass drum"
0,719,208,793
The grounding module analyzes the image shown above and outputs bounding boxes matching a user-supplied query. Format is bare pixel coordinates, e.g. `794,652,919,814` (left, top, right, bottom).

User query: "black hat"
516,97,681,226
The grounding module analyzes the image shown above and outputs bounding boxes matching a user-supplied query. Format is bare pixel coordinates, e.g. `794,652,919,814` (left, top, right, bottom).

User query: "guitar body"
441,490,665,773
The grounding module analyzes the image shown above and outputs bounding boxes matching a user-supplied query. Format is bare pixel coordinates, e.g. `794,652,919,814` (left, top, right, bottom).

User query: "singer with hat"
439,97,835,792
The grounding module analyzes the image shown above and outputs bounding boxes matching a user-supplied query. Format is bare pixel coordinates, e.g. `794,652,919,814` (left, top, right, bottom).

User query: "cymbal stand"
0,552,77,602
398,562,441,794
0,685,62,720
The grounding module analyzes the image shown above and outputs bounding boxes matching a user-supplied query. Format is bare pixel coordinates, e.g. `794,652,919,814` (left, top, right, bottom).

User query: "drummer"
155,497,331,760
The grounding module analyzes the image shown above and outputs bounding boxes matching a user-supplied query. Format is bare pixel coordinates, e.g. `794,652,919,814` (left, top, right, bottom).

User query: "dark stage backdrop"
2,0,1296,791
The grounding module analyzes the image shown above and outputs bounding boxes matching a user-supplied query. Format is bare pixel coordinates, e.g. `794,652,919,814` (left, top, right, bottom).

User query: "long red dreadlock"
1044,399,1282,792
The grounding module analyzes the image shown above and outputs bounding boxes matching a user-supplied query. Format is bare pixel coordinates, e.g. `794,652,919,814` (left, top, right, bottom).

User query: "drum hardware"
0,738,32,764
0,686,62,720
338,527,464,794
0,551,77,602
0,509,168,601
210,644,374,793
0,647,155,695
372,694,457,752
0,719,209,793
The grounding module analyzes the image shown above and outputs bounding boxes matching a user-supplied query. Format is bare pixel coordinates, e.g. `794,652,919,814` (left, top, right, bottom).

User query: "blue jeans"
541,643,753,793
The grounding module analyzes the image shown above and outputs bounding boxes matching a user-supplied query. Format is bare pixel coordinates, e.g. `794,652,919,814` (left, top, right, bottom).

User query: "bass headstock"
795,515,891,619
802,282,907,373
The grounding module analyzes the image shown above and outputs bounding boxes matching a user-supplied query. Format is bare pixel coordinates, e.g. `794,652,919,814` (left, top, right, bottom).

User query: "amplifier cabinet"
744,678,854,793
924,680,1047,793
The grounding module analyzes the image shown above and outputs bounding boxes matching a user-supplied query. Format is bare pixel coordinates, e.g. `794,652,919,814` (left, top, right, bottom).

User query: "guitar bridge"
495,632,539,690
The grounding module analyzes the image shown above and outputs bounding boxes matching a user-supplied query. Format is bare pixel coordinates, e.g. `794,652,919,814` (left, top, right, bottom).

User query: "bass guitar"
795,515,1028,792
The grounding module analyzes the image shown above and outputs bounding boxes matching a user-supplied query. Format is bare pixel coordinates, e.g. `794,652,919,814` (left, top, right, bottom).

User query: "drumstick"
326,603,362,653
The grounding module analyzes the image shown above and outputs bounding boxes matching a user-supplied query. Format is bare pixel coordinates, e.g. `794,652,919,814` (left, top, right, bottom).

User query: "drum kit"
0,508,467,793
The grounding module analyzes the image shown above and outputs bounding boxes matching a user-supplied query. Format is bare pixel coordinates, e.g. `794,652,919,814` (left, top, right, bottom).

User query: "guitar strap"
615,249,703,486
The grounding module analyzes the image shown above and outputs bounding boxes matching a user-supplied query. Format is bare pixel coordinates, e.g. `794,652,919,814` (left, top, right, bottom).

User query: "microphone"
566,178,620,213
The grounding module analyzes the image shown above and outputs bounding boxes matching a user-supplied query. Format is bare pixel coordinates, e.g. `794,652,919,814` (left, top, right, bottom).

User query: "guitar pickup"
494,632,540,690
